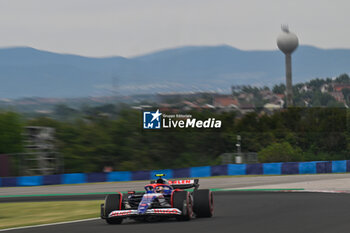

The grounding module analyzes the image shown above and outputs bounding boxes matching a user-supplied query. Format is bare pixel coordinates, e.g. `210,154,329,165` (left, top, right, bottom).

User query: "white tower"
277,25,299,107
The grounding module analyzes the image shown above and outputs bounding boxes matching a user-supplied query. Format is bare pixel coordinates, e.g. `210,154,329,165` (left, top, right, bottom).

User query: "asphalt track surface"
3,191,350,233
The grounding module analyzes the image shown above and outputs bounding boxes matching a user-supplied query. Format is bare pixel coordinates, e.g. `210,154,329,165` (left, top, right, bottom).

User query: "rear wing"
150,174,199,190
169,179,199,190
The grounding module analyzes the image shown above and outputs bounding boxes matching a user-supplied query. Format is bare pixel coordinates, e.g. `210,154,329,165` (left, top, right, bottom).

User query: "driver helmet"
155,186,164,193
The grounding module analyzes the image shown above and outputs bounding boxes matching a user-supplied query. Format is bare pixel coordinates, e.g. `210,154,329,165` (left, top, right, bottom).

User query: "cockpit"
144,184,172,194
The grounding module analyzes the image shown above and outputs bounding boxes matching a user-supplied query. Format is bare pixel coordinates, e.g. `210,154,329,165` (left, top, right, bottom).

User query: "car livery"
100,174,214,224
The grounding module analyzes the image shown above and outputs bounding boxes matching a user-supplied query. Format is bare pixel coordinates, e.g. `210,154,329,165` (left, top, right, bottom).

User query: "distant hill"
0,45,349,98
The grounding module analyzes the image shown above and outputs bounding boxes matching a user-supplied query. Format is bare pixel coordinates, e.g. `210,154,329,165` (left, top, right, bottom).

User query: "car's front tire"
172,191,193,221
104,193,123,224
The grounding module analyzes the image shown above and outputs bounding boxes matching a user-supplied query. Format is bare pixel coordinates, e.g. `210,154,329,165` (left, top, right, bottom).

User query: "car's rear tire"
172,191,193,221
193,189,213,217
104,193,123,224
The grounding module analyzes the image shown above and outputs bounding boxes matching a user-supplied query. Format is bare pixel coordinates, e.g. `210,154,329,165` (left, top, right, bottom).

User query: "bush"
258,142,303,163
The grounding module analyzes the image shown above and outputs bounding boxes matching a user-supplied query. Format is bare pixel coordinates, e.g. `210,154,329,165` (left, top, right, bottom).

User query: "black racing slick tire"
104,193,123,224
193,189,213,217
172,191,193,221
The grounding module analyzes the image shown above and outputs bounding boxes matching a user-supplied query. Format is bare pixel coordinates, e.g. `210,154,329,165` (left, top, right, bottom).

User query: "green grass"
0,200,101,230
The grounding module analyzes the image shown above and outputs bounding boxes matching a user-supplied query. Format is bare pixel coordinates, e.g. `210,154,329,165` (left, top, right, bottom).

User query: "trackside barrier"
228,164,246,175
263,163,282,175
246,163,263,175
132,171,151,181
107,171,131,182
211,165,228,176
1,160,350,187
18,176,43,186
173,167,190,178
190,166,211,177
299,162,317,174
62,173,86,184
332,160,347,173
282,162,299,174
316,161,332,174
43,174,61,185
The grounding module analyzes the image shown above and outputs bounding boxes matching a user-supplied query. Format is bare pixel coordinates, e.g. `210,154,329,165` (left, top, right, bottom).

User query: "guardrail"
0,160,349,187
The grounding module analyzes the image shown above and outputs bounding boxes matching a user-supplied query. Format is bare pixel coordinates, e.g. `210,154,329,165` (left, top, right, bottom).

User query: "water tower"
277,25,299,107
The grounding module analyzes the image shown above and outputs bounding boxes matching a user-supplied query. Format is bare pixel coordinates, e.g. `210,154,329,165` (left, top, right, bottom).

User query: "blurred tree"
272,84,286,94
16,95,350,172
258,142,302,162
335,73,350,83
54,104,78,120
0,112,23,154
341,88,350,105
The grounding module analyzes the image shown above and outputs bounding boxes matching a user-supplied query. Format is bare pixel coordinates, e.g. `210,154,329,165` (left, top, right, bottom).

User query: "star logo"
151,109,162,122
143,109,162,129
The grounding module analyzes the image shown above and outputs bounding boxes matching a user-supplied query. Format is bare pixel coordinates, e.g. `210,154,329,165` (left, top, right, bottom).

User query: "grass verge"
0,200,101,230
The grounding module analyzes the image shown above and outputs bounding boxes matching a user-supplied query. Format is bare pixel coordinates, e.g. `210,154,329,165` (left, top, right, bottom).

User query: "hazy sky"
0,0,348,57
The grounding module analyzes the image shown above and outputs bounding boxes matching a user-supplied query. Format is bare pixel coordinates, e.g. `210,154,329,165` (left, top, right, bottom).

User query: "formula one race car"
100,174,213,224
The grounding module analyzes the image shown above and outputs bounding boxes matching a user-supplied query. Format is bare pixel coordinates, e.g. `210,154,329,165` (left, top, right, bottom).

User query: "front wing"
108,208,182,218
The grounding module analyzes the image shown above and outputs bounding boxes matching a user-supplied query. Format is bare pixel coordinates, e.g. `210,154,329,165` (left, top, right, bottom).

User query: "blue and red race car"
100,174,213,224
